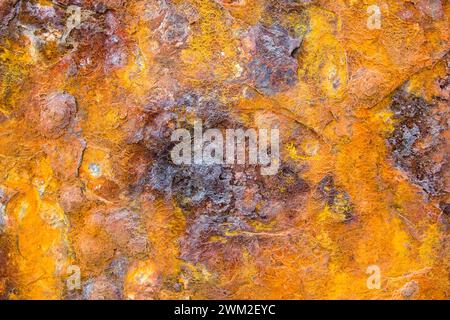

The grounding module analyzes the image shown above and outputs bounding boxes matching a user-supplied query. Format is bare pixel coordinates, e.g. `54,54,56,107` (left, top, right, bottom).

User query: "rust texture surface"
0,0,448,300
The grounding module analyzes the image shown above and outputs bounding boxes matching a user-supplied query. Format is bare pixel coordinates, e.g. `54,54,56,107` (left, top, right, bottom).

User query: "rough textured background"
0,0,448,300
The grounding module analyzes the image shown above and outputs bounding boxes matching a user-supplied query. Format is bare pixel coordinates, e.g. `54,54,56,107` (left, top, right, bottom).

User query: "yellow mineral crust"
0,0,448,300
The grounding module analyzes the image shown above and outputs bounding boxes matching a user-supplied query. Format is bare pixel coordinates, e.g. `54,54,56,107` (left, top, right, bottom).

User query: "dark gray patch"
316,174,354,222
388,90,448,197
180,214,251,264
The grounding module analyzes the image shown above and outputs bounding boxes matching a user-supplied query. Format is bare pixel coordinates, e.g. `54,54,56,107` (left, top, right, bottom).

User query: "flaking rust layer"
0,0,448,300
